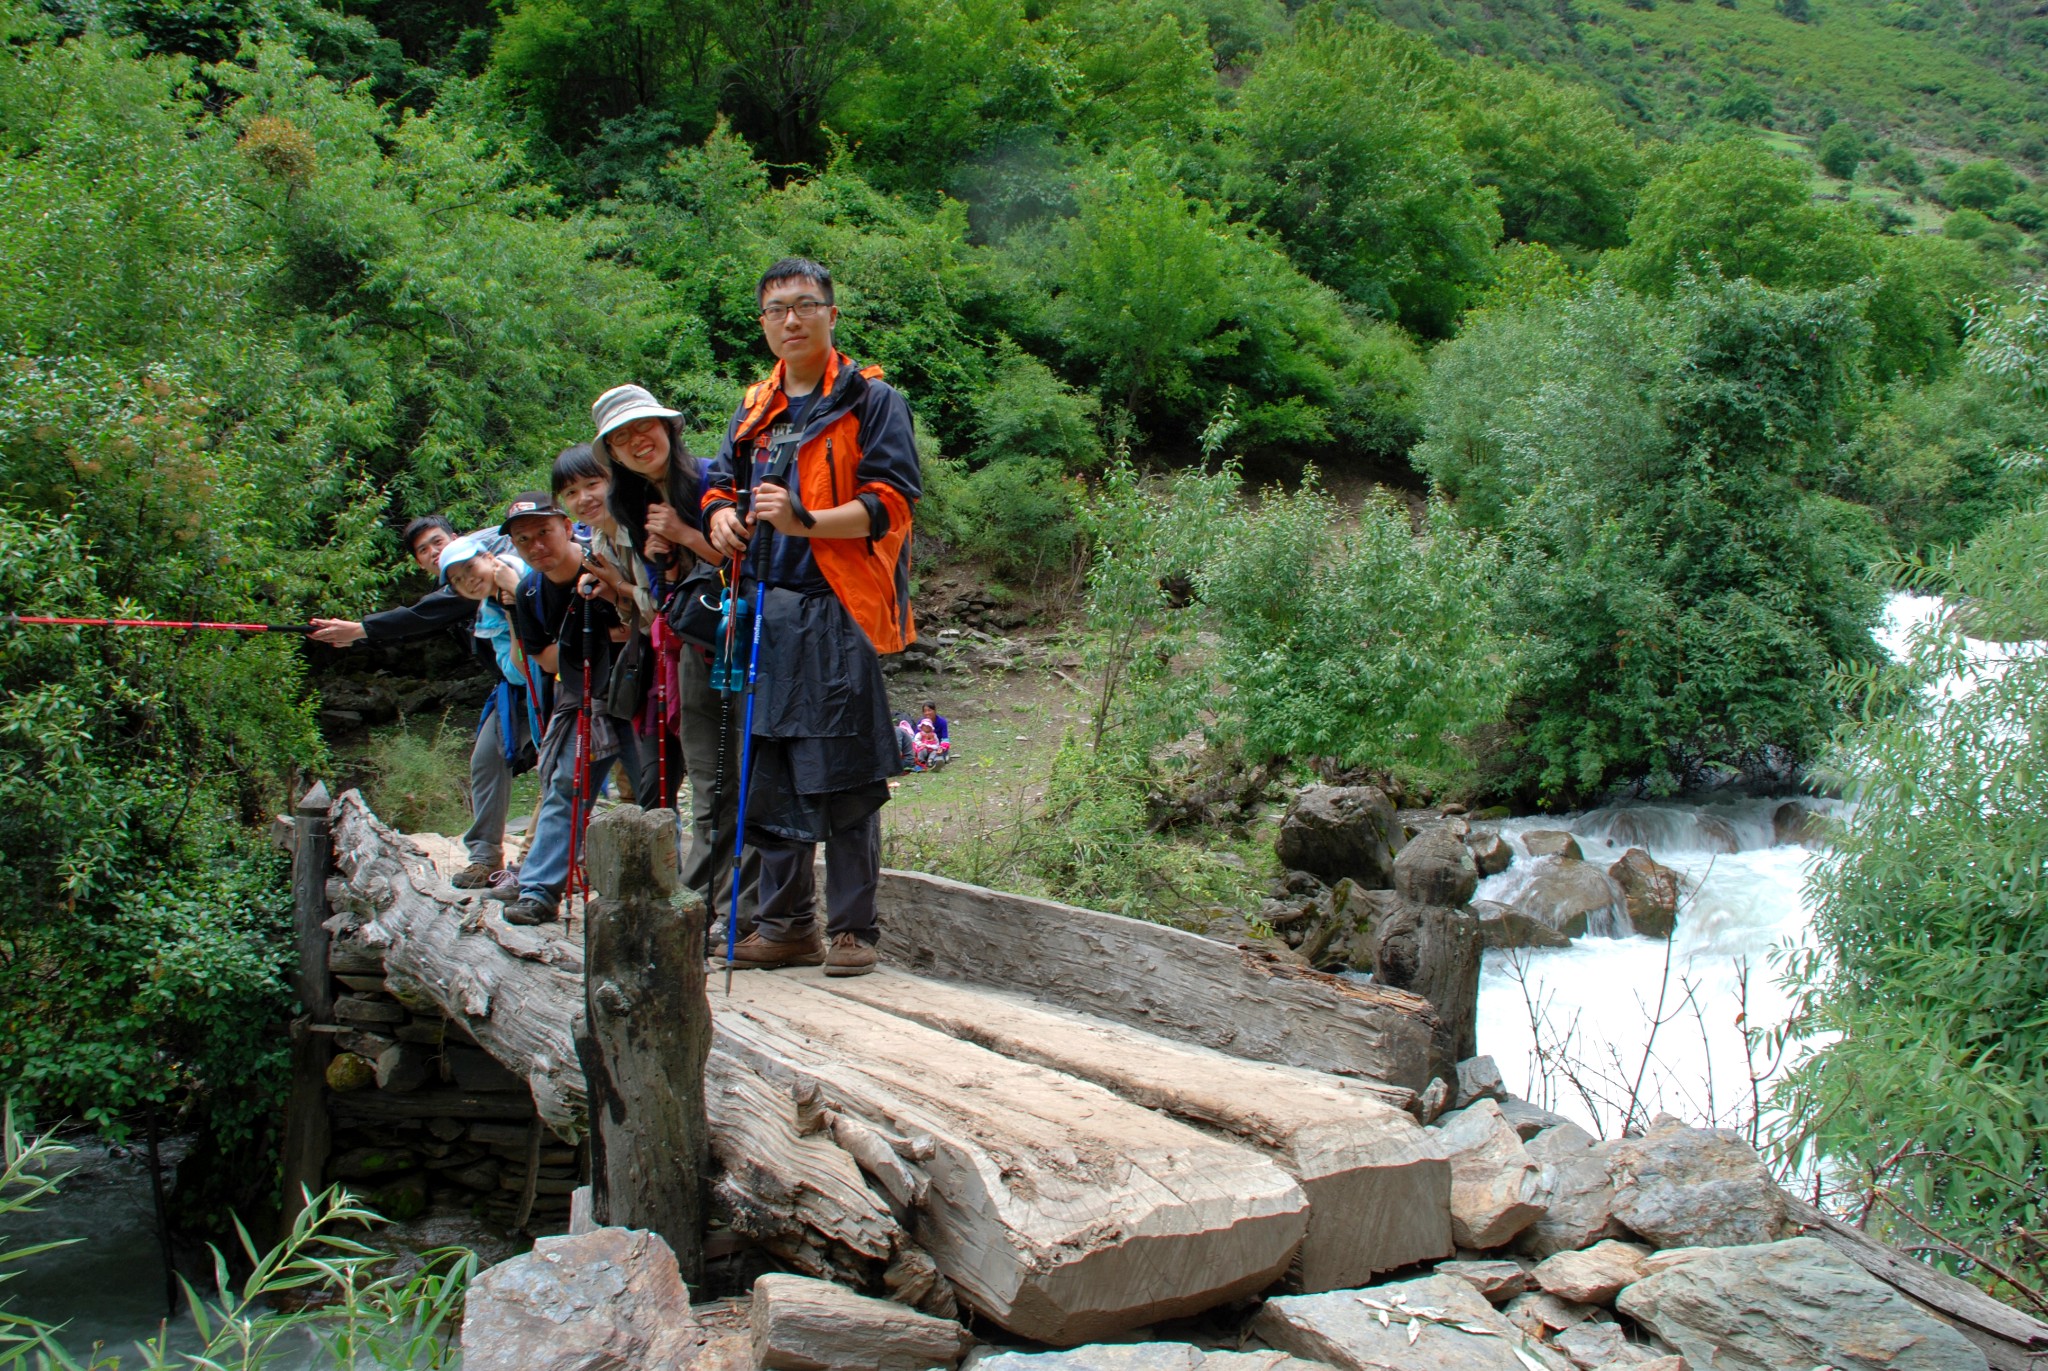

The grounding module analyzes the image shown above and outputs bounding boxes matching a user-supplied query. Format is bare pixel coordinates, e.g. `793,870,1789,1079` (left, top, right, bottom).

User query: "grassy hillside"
1375,0,2048,165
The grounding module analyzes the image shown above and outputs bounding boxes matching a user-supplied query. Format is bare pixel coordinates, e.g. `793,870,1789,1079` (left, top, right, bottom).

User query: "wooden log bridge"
321,789,1454,1345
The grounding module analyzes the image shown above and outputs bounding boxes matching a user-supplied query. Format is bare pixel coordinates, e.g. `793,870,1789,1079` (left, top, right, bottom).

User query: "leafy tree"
1041,151,1422,454
1198,477,1517,790
709,0,895,164
1416,278,1888,799
488,0,719,148
1709,74,1774,124
1228,11,1500,335
1455,66,1648,250
1615,138,1875,294
1777,307,2048,1296
1941,157,2022,211
1816,120,1863,178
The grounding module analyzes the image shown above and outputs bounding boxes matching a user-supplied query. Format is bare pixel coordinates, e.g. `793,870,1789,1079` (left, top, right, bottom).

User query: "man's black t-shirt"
514,560,621,703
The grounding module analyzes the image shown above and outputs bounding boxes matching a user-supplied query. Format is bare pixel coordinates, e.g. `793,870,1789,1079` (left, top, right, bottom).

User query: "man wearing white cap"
437,533,542,890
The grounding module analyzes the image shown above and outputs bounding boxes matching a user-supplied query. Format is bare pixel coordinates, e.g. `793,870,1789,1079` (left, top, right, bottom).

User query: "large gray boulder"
1514,1123,1625,1260
1465,828,1512,877
1253,1274,1571,1370
969,1347,1325,1370
1369,897,1483,1067
1394,827,1480,908
1606,849,1679,939
1773,800,1830,849
751,1273,972,1370
1617,1237,1989,1371
1521,831,1581,861
1430,1099,1550,1250
1512,862,1622,940
1606,1116,1788,1248
1474,901,1570,951
1277,786,1405,888
460,1227,700,1371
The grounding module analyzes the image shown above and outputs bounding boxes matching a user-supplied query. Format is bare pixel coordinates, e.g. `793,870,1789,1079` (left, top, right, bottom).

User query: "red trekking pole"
3,614,312,633
565,594,596,913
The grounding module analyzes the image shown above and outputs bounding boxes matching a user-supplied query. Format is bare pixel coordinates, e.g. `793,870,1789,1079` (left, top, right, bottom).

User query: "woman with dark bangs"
590,384,758,933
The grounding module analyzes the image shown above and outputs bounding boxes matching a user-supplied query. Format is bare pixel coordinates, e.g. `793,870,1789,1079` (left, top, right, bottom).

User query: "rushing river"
1471,592,2009,1140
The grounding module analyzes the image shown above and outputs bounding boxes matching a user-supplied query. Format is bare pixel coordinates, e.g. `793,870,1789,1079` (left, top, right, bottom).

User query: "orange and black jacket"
702,352,920,654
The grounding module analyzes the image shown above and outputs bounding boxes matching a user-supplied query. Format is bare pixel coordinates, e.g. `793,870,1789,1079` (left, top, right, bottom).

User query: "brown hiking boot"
726,929,826,969
451,861,496,890
824,933,877,978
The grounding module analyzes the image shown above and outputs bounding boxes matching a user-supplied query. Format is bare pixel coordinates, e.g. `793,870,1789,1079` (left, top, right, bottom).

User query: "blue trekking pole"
721,435,808,993
723,576,765,995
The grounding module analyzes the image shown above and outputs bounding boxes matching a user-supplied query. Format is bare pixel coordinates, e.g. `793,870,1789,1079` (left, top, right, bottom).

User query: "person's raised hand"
708,506,752,559
645,501,691,548
646,532,674,561
309,618,366,647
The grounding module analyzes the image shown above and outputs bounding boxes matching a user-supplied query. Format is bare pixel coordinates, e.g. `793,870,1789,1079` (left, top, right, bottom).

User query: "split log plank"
871,869,1441,1096
327,791,1310,1343
798,966,1453,1292
718,972,1312,1345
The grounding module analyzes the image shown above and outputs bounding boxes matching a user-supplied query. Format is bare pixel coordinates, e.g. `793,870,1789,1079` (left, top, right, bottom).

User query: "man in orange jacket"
703,257,920,977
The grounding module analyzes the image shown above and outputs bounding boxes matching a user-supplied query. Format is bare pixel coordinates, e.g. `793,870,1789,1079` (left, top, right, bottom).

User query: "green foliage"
362,716,475,835
1776,495,2048,1303
2,1129,476,1366
1044,152,1424,453
1710,74,1775,123
1940,156,2022,211
1454,65,1650,251
1196,479,1517,790
1417,277,1888,799
1615,139,1876,294
1816,120,1865,178
1228,11,1500,336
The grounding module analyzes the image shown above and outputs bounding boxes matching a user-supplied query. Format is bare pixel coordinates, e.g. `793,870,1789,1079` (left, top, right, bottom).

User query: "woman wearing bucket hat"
592,383,760,934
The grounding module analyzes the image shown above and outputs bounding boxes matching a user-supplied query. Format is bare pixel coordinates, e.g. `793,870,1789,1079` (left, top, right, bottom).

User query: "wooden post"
277,781,333,1240
576,804,708,1282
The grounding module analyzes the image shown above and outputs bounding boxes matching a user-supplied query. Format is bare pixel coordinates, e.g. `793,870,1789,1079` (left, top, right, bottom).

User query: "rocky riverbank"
457,1107,2021,1369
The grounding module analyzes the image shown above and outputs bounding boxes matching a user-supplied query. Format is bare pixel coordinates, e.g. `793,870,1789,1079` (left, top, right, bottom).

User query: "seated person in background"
921,701,949,745
438,535,543,889
913,718,947,769
895,716,917,770
310,515,470,646
500,491,649,926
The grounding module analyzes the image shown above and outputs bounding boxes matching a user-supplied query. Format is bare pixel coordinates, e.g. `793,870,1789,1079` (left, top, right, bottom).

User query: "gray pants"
462,701,528,868
752,811,881,945
680,647,759,931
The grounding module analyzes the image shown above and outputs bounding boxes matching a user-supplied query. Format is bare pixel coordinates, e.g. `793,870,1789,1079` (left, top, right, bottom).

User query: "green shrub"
1416,277,1888,800
1941,157,2021,211
1776,495,2048,1303
1816,121,1863,178
362,714,474,836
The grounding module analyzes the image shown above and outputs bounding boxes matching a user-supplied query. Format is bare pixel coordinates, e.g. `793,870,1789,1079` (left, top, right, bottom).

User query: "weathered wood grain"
801,967,1453,1292
579,805,709,1282
870,869,1441,1097
720,972,1312,1345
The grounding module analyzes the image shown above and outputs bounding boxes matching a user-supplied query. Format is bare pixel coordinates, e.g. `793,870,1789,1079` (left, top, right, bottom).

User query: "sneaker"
451,862,497,890
824,933,878,978
502,897,558,927
488,866,521,893
725,930,826,969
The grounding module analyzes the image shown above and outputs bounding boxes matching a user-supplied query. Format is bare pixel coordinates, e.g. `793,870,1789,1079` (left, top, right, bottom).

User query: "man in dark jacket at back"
310,515,472,647
703,257,919,978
